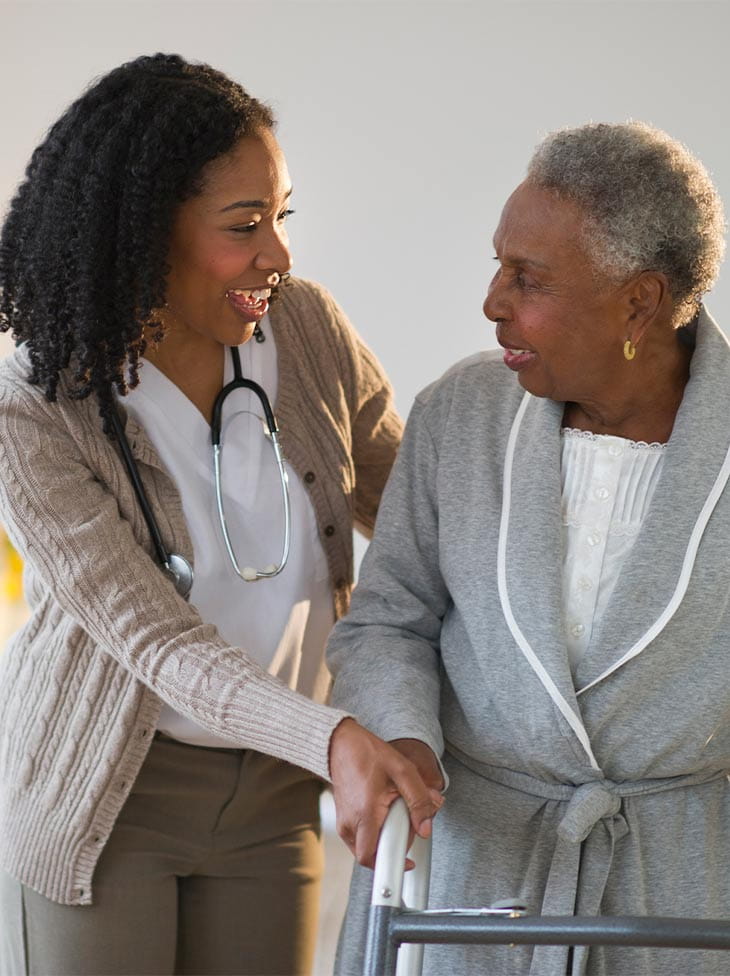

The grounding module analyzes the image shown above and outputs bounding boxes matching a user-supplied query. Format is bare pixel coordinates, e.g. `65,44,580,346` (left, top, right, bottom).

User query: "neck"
563,333,692,443
143,329,226,425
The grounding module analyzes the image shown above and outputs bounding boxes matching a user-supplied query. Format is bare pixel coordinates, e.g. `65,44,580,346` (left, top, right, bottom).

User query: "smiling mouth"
225,287,274,323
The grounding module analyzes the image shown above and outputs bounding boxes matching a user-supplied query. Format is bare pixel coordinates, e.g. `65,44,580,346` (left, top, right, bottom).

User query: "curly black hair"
0,53,275,430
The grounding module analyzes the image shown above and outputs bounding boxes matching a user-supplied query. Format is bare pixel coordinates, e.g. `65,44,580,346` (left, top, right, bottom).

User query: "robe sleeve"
327,393,448,761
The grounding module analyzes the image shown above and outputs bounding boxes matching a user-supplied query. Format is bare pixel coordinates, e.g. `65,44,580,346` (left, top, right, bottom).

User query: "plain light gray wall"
2,0,729,419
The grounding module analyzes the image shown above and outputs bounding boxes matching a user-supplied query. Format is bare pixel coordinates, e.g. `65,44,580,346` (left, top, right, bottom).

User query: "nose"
483,270,505,322
254,223,293,278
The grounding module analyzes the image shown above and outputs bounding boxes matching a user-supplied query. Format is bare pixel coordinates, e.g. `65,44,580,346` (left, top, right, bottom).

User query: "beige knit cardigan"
0,277,402,905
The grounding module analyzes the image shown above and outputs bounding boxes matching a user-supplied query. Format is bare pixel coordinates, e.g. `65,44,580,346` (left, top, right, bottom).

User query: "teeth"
229,287,271,301
509,348,528,354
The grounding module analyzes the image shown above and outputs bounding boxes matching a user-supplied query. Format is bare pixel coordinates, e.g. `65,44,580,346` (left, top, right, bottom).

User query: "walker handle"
369,798,433,976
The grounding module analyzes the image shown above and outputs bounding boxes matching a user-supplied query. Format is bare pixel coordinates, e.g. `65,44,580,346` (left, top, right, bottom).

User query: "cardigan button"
324,525,335,537
304,471,316,484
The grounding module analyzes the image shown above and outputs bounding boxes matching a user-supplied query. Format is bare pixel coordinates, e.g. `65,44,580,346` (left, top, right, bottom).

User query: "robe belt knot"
558,781,623,844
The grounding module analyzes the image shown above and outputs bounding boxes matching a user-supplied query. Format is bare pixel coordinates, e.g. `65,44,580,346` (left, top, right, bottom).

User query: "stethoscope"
111,344,291,599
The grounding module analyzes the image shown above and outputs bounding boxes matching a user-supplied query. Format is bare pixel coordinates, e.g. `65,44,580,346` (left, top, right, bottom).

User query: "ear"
622,271,670,346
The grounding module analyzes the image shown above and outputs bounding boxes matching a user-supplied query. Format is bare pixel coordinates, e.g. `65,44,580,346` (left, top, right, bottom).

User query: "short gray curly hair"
526,121,726,326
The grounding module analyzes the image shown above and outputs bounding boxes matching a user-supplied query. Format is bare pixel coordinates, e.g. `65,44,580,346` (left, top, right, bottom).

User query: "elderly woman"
328,121,730,975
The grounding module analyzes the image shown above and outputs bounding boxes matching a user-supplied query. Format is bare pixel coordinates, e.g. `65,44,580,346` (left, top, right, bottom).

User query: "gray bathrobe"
327,308,730,975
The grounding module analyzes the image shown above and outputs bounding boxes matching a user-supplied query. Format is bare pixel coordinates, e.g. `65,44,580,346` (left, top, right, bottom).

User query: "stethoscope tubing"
110,404,171,571
211,346,291,581
111,344,291,597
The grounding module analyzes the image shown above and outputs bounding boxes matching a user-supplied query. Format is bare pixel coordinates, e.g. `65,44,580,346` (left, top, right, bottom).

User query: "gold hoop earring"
623,339,636,361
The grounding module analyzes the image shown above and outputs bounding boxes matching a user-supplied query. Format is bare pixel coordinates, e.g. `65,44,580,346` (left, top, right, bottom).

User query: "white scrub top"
123,318,335,747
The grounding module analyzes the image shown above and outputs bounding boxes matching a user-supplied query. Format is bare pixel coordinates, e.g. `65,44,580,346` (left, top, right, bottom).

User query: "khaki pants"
0,733,323,976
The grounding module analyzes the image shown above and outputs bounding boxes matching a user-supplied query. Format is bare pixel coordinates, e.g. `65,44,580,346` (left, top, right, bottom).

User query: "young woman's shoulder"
271,276,355,342
0,343,101,455
269,276,391,405
0,342,33,388
0,344,52,418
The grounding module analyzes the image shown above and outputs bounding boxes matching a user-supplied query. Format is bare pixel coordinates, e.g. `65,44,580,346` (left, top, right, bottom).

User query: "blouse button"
594,486,610,501
570,623,586,638
304,471,316,484
587,531,602,547
324,525,335,537
608,444,624,457
577,576,593,591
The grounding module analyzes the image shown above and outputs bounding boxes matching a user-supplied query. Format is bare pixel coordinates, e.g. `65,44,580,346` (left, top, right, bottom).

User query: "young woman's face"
163,128,294,348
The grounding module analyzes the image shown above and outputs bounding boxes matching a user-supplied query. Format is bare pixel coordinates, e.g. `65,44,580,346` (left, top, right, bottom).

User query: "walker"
364,798,730,976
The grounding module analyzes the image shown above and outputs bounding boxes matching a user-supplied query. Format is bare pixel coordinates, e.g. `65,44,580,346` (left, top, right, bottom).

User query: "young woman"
0,54,440,976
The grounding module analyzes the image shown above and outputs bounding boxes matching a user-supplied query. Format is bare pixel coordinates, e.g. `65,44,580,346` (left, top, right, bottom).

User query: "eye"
510,268,535,290
277,208,295,222
230,220,258,234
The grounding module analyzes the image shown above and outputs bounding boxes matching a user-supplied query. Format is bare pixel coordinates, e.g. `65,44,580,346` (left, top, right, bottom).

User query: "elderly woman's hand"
389,737,445,792
329,718,444,868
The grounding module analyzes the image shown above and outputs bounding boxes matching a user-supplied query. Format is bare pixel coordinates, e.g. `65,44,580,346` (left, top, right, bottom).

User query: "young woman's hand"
329,718,444,868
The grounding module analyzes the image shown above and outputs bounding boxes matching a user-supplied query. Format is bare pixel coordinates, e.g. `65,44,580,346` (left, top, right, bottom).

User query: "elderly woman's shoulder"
415,349,521,411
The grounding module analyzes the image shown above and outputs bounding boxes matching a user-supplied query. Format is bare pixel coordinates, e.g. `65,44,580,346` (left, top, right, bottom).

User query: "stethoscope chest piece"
163,553,194,599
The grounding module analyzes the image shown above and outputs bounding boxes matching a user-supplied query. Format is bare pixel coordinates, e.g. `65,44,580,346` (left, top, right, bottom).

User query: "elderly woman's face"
484,182,629,404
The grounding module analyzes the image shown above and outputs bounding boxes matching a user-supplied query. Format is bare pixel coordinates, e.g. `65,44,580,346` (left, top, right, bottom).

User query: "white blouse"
560,428,666,675
123,318,335,746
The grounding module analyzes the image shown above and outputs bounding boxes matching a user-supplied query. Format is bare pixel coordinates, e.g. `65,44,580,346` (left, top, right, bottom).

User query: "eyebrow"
492,251,550,271
219,187,293,214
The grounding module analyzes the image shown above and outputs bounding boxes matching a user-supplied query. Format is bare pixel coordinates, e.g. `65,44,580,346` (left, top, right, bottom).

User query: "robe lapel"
575,309,730,692
503,392,584,724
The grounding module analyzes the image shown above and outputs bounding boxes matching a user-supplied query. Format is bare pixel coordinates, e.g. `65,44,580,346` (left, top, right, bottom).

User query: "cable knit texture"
0,276,402,905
